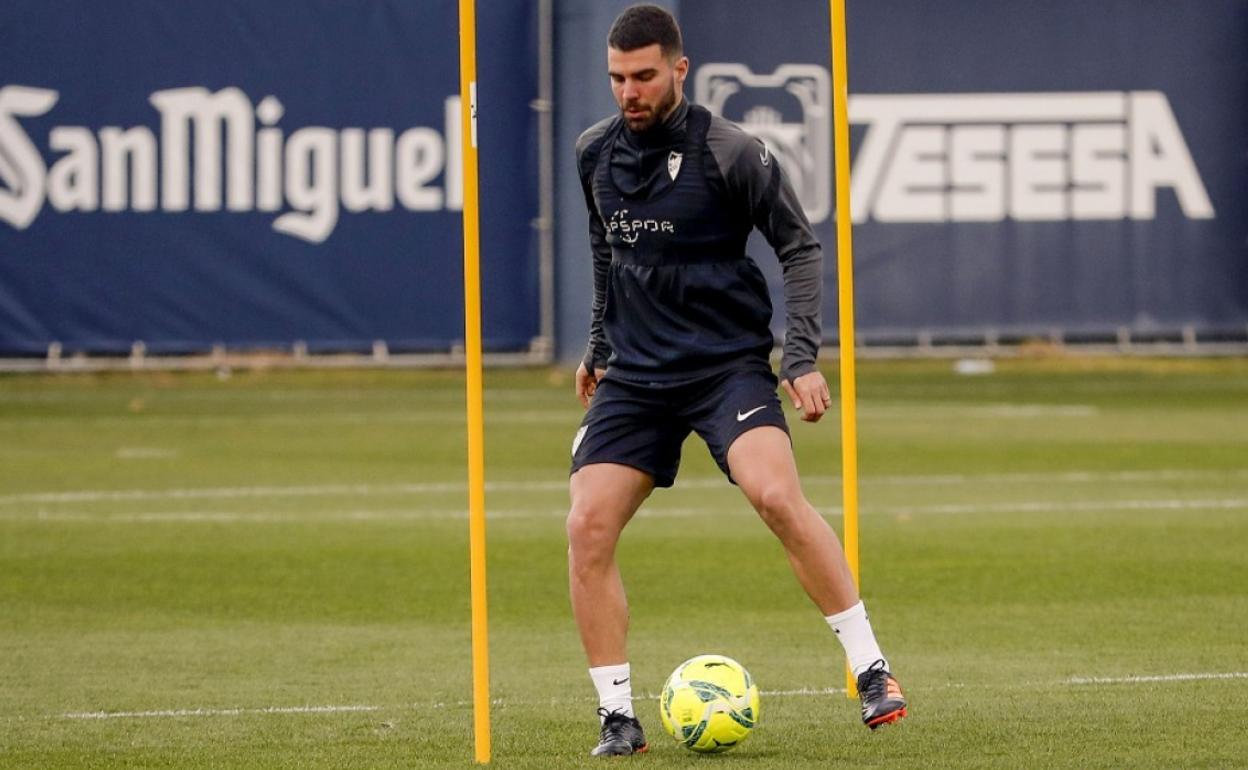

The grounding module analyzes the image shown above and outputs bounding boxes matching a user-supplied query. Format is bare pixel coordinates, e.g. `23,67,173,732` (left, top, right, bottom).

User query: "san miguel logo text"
0,85,465,243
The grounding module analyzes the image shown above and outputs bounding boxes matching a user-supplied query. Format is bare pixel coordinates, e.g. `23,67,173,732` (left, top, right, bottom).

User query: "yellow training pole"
828,0,861,699
458,0,491,762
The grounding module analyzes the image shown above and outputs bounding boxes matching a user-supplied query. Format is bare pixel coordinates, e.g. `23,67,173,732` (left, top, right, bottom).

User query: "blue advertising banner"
0,0,539,355
679,0,1248,341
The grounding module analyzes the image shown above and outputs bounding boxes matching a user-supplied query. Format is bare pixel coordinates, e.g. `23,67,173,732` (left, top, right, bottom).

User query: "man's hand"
575,362,608,409
781,370,833,423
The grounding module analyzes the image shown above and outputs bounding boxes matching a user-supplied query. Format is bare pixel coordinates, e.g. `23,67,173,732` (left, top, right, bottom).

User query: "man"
568,4,907,757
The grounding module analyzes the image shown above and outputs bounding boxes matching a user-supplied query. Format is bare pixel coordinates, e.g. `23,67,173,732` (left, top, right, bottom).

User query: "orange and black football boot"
857,659,908,729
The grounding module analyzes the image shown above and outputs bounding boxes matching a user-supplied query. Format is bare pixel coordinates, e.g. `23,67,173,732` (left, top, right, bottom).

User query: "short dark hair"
608,4,683,59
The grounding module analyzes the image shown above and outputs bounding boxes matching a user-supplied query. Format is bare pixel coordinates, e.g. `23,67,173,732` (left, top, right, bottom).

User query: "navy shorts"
569,366,790,487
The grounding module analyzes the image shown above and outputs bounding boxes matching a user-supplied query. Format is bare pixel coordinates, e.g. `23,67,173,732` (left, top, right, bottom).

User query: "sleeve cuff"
583,346,611,372
780,360,818,384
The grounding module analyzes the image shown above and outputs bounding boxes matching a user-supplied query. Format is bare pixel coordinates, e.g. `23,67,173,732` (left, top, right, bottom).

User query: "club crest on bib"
667,151,683,180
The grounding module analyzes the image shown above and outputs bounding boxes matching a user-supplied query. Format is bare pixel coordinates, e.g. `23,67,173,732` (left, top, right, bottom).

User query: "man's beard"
621,79,679,133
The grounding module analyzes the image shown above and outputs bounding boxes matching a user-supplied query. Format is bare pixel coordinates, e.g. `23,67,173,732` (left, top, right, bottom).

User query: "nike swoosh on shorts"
736,405,766,422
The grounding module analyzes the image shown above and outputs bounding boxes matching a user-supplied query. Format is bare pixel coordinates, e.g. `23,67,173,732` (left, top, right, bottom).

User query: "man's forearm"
780,243,822,382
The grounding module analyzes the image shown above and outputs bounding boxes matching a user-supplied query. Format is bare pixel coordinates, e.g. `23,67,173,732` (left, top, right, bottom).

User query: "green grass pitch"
1,358,1246,768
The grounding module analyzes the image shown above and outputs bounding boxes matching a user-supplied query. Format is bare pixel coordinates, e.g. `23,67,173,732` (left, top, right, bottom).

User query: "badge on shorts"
667,151,682,180
571,425,588,458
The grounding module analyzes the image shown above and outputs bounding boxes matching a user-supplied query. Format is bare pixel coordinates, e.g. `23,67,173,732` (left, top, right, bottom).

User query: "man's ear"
673,55,690,86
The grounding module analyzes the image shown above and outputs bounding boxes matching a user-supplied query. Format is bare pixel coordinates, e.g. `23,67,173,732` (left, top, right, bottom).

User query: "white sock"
825,601,888,678
589,663,634,720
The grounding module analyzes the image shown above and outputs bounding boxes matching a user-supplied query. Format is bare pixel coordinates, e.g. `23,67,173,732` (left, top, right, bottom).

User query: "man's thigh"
725,424,803,508
568,462,656,532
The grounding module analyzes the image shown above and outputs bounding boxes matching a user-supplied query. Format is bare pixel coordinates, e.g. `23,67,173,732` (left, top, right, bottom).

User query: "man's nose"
620,79,639,101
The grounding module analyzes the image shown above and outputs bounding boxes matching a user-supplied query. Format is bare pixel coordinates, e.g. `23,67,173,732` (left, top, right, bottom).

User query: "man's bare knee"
566,501,623,566
752,483,811,538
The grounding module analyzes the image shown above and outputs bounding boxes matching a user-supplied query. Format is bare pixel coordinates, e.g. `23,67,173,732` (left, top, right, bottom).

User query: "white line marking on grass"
0,388,562,404
55,672,1248,720
115,447,179,460
831,468,1248,488
0,483,476,505
8,497,1248,524
660,498,1248,519
0,402,1099,427
865,498,1248,517
1067,672,1248,685
62,704,380,720
0,410,576,428
861,404,1099,419
17,508,568,523
759,687,846,697
3,468,1245,507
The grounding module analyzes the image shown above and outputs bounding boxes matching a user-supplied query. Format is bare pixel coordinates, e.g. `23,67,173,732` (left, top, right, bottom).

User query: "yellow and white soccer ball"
659,654,760,753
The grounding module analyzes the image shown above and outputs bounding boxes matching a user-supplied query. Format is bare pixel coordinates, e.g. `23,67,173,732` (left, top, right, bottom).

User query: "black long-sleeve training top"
576,99,823,385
